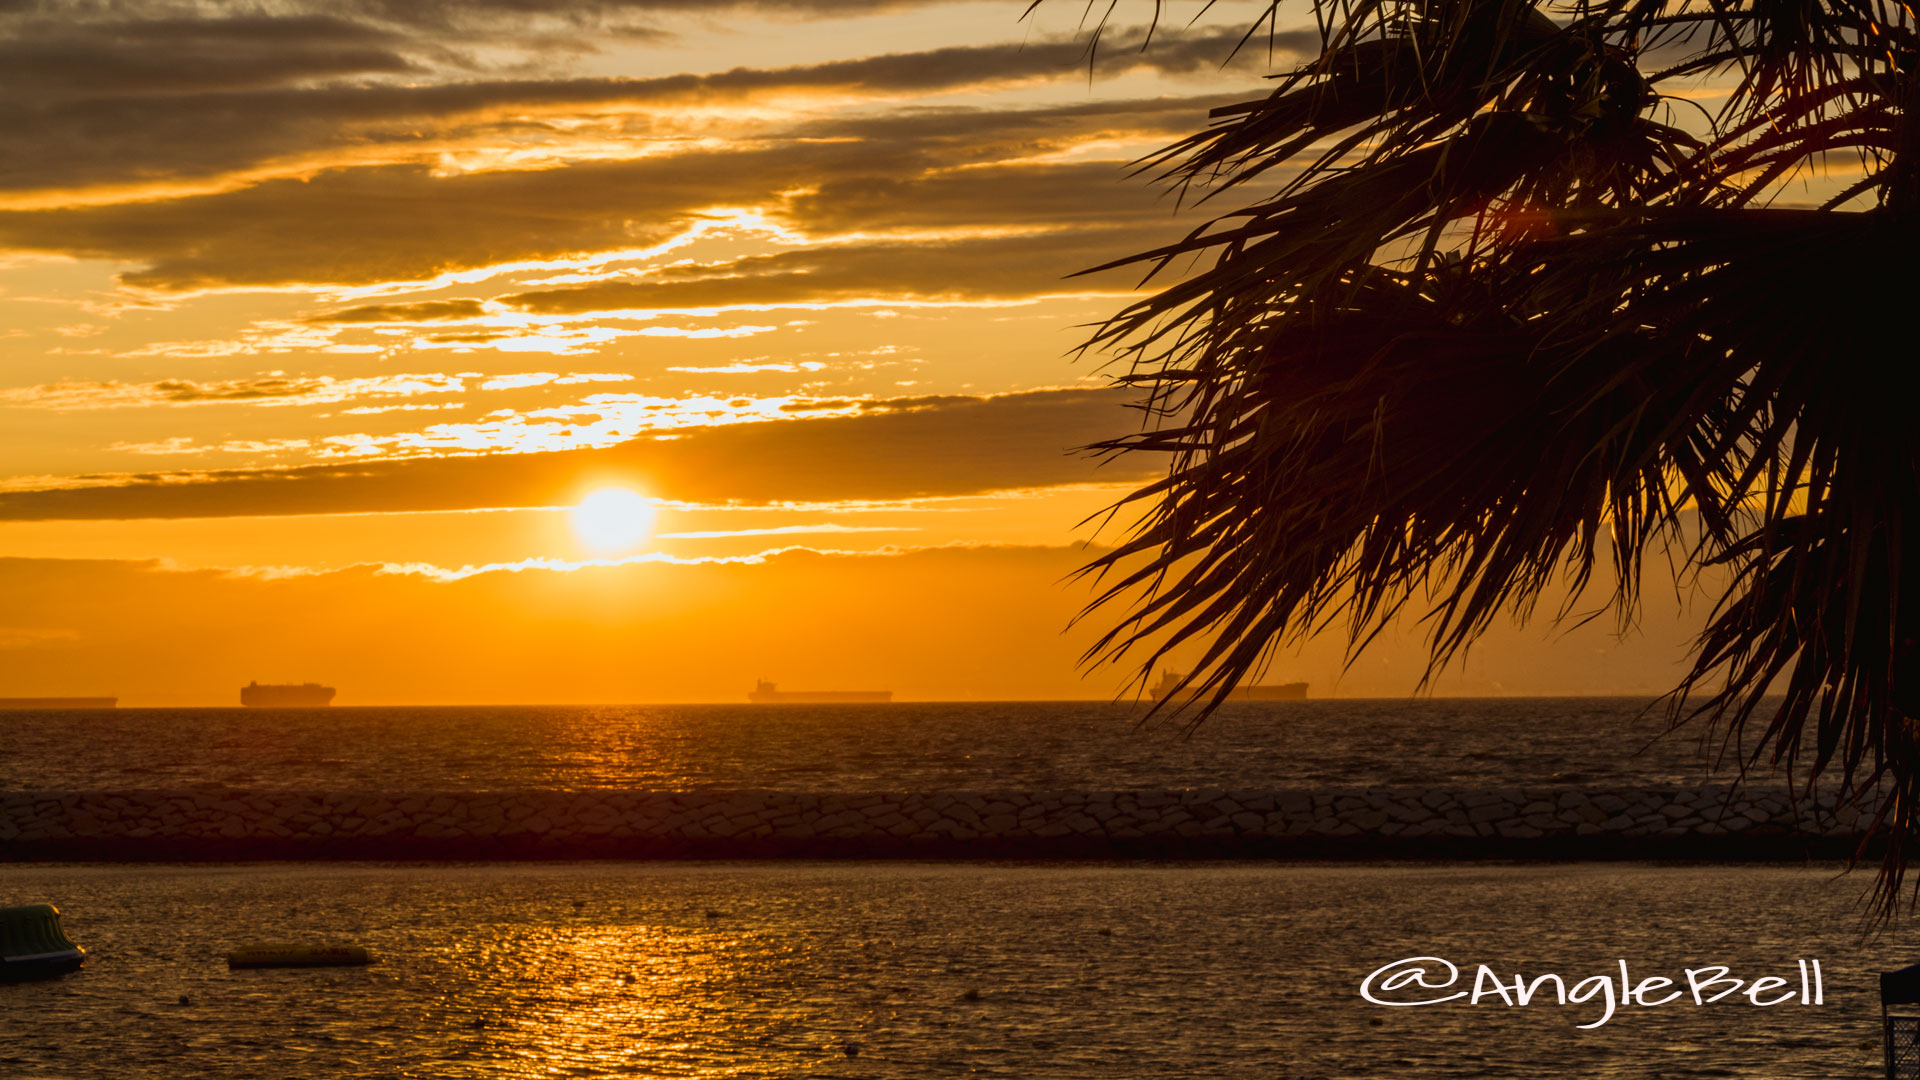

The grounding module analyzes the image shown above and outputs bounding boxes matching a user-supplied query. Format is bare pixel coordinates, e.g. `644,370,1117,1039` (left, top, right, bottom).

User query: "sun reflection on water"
0,862,1903,1078
421,921,842,1076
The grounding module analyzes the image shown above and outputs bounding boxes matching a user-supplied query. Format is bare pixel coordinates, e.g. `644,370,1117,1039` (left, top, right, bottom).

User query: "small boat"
227,944,374,969
0,903,87,981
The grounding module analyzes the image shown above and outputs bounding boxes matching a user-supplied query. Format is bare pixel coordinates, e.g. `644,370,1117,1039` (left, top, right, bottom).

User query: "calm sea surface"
0,861,1905,1079
5,700,1872,1077
0,699,1774,792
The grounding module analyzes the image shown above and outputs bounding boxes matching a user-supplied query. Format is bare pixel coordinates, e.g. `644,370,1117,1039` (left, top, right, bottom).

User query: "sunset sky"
0,0,1713,704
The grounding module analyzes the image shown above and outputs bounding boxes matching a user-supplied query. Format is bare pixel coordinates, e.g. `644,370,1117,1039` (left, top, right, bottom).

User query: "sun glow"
571,487,657,552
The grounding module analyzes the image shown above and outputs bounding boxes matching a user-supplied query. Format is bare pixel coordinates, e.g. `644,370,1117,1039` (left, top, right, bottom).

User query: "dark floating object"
960,988,980,1002
1882,961,1920,1076
703,909,722,920
1096,927,1113,936
227,944,374,969
842,1041,862,1057
178,994,192,1006
0,903,87,981
748,679,890,704
239,681,336,707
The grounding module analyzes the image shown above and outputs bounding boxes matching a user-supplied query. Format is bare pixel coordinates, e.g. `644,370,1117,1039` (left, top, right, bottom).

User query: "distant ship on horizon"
1148,670,1307,702
747,679,891,704
240,682,336,707
0,697,117,710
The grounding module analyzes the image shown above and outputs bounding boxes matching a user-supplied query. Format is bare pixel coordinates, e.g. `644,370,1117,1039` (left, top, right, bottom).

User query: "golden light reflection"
435,923,802,1078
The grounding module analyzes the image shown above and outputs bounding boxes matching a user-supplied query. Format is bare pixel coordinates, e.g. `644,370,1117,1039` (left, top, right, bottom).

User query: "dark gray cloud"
787,91,1247,145
0,14,429,96
0,0,999,30
0,20,1272,193
314,299,492,323
161,0,1008,23
0,387,1151,520
501,216,1166,314
777,151,1204,230
0,146,854,290
0,98,1218,290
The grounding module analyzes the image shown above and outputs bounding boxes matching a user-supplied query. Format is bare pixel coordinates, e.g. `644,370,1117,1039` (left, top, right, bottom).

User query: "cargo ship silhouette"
240,682,336,707
0,698,116,709
748,679,890,704
1148,670,1307,701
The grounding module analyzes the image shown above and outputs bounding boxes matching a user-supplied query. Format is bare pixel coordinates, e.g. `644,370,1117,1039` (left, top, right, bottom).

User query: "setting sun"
0,1,1890,1075
571,487,656,552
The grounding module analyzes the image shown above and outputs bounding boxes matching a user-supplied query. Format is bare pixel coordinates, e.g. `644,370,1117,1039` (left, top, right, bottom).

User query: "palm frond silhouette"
1052,0,1920,903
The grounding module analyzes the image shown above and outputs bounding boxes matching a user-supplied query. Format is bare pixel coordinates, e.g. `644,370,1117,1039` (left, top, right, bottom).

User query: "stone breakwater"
0,787,1881,861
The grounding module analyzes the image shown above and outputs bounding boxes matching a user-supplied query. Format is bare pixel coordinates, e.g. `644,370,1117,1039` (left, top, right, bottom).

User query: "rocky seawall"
0,787,1879,861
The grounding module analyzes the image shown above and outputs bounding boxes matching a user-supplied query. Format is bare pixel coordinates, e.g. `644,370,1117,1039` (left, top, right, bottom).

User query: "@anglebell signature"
1360,956,1826,1029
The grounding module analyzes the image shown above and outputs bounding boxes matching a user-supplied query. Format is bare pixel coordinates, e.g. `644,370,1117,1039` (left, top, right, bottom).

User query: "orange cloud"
0,540,1704,705
498,218,1153,316
0,103,1224,293
0,373,466,410
2,15,1278,201
0,543,1133,704
0,371,645,411
0,387,1148,519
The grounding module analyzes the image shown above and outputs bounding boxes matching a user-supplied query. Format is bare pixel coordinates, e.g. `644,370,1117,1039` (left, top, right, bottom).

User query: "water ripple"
0,863,1899,1078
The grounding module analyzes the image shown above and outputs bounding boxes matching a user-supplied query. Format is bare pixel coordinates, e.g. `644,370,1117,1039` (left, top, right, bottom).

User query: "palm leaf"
1051,0,1920,908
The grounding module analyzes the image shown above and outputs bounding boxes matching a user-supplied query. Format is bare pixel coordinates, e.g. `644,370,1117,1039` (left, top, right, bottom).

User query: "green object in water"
0,903,86,981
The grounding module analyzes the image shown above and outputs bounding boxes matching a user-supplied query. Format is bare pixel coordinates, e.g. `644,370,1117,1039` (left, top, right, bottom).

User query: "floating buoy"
0,904,86,982
226,944,374,969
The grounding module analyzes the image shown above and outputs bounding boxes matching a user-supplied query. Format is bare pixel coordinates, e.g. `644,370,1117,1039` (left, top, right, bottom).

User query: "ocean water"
5,699,1867,1077
0,698,1770,792
0,861,1902,1079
